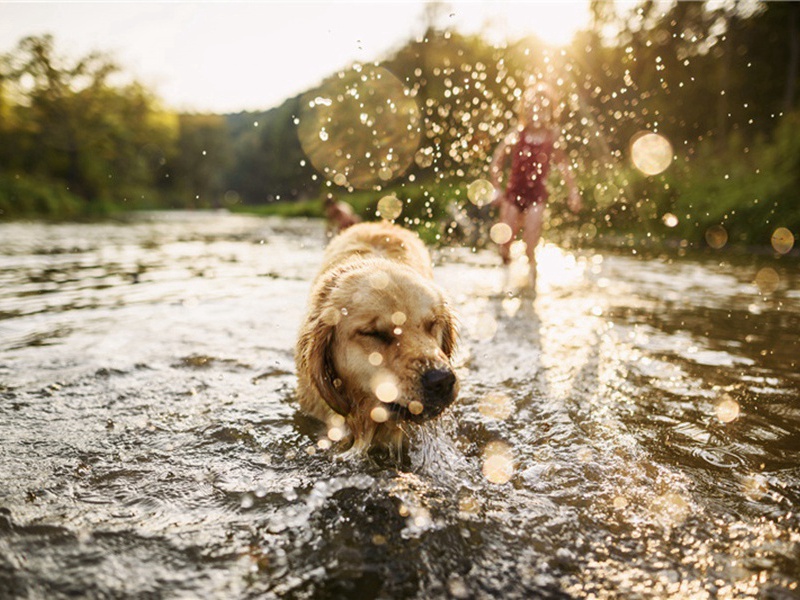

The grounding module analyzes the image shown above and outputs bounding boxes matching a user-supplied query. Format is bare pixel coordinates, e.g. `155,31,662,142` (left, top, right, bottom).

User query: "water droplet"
482,441,514,484
297,65,420,189
370,406,390,423
377,195,403,220
715,395,740,423
467,178,495,208
612,495,629,509
771,227,795,254
754,267,779,294
478,392,514,420
369,271,390,290
408,400,424,415
472,312,498,341
391,311,407,326
705,225,728,249
327,426,346,442
630,132,673,175
489,223,513,245
501,296,521,317
373,376,399,403
662,213,679,227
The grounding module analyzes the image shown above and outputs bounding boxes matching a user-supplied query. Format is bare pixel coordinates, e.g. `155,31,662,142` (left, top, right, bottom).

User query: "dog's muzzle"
386,367,457,423
419,367,457,419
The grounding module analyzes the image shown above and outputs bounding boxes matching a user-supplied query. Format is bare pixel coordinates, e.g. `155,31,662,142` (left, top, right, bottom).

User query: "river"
1,211,798,599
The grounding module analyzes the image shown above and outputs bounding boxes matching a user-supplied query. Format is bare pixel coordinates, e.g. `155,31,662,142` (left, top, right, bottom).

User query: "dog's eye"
359,330,394,345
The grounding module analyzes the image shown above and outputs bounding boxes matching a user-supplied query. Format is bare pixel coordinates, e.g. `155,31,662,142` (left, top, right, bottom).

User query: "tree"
0,34,176,210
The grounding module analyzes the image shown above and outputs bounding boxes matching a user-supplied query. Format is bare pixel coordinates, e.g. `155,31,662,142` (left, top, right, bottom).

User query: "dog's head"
298,258,458,435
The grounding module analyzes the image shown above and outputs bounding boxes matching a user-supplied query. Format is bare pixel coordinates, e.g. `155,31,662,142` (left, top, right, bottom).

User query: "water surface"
1,212,798,598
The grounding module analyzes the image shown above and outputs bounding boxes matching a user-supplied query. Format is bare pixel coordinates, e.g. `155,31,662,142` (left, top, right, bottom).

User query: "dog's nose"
421,368,456,403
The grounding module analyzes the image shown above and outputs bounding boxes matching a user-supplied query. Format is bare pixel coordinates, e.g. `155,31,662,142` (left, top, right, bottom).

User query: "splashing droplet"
716,395,740,423
467,178,495,208
391,311,407,326
705,225,728,249
754,267,780,295
478,392,514,420
370,406,390,423
771,227,795,254
472,312,498,341
372,373,399,403
630,132,673,175
482,441,514,484
662,213,679,228
377,195,403,220
490,223,513,245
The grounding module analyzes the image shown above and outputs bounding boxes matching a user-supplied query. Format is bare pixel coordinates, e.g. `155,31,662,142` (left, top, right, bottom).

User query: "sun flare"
452,1,591,47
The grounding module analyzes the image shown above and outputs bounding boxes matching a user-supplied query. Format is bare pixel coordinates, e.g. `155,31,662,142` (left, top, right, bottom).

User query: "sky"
0,1,591,114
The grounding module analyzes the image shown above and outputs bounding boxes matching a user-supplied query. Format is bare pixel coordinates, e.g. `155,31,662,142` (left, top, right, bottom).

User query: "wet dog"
296,221,459,452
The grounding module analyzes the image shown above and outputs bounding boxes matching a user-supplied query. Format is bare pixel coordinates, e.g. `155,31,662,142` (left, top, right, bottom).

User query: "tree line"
1,2,798,249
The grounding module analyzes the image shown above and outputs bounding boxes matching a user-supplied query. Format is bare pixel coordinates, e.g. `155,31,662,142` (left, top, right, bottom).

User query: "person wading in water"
490,83,582,290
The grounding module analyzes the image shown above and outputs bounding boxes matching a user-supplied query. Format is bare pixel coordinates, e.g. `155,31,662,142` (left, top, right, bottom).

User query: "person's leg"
498,199,522,265
521,202,546,287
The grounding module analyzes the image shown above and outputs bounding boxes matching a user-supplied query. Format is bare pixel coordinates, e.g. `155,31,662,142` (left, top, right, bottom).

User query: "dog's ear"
301,309,351,417
440,305,459,359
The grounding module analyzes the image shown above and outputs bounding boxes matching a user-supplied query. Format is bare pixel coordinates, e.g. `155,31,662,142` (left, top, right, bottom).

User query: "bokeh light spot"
705,225,728,249
630,132,673,175
408,400,424,415
372,373,399,403
369,270,390,290
612,495,629,510
370,406,390,423
298,65,421,189
501,296,522,317
472,312,498,341
754,267,780,294
662,213,679,228
377,195,403,220
771,227,795,254
716,395,740,423
368,352,383,366
490,223,513,245
482,441,514,485
467,178,495,208
391,311,407,326
478,392,514,420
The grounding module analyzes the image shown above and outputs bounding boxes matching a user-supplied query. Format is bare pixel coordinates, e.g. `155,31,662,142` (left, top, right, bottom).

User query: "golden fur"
296,221,459,452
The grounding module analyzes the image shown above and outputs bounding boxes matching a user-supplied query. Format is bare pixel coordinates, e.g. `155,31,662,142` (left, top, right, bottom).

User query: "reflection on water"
0,212,798,598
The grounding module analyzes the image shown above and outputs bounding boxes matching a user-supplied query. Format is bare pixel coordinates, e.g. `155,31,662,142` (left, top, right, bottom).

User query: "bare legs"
497,200,546,290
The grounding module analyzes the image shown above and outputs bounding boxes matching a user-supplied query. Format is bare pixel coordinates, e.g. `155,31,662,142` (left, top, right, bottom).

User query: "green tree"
165,113,232,208
0,34,176,213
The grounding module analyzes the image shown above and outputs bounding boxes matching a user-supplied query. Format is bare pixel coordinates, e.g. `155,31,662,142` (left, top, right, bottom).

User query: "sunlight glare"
453,2,590,47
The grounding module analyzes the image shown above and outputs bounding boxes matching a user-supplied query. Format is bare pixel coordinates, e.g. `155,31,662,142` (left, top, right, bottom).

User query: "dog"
324,195,361,235
296,221,459,453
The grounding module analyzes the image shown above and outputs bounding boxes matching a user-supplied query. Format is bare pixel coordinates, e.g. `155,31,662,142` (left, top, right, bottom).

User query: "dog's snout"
421,368,456,401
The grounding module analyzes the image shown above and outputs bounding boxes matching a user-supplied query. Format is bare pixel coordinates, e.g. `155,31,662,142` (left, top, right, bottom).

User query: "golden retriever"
296,221,459,453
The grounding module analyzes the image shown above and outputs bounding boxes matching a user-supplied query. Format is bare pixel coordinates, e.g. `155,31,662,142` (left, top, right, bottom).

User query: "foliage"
1,4,799,250
0,173,84,218
0,35,177,217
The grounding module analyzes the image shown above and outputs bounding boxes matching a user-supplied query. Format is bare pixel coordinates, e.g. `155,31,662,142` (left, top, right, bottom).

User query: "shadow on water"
0,212,798,598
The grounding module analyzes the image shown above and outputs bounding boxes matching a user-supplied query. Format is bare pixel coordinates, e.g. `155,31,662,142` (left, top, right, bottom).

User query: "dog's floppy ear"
299,308,351,417
440,304,459,359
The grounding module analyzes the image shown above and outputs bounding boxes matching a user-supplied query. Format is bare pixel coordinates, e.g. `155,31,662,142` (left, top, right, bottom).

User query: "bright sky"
0,2,590,114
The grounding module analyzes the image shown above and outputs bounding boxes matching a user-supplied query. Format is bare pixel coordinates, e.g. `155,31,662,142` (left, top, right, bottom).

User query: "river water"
0,212,798,599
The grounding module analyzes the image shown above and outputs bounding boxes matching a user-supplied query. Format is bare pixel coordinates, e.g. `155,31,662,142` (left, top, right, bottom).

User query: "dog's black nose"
421,368,456,404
